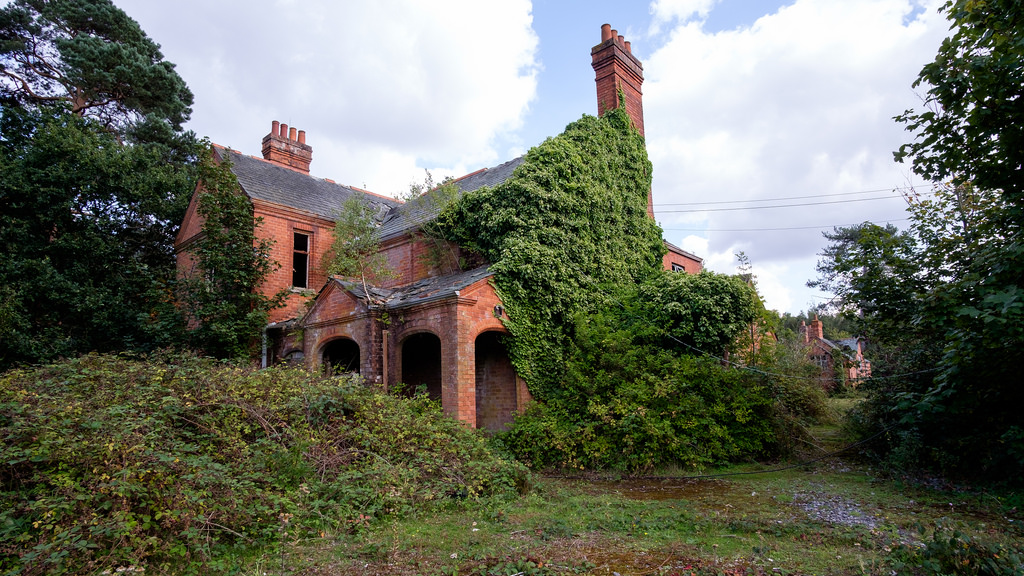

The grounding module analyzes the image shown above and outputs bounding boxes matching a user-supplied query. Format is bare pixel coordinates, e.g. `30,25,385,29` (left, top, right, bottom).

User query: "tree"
177,149,285,359
323,194,395,306
0,102,197,368
0,0,193,137
0,0,199,369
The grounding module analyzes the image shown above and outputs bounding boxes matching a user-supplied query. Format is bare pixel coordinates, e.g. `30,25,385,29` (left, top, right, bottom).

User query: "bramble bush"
0,353,527,574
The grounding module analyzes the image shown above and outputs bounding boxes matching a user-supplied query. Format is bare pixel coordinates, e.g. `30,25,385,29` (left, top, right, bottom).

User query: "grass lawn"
240,400,1024,575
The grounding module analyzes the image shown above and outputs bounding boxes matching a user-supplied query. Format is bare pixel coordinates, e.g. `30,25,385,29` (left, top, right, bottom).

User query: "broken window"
293,231,310,288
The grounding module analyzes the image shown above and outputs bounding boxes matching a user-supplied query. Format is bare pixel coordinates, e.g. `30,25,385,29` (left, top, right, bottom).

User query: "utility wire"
656,195,907,213
662,218,912,232
653,187,909,207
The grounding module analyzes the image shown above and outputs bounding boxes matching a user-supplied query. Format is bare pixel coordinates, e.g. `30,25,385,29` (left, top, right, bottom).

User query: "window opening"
293,231,310,288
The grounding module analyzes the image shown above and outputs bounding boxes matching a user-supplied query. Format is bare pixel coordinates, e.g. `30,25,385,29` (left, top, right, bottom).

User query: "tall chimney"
592,24,653,218
262,120,313,173
592,23,645,138
809,315,824,341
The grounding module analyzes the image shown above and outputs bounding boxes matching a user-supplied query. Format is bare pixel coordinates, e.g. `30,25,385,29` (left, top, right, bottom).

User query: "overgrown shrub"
0,353,526,574
500,271,791,472
887,520,1024,575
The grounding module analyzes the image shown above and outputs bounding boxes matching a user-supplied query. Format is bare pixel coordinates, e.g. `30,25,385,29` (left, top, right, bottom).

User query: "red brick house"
798,315,872,388
175,25,702,430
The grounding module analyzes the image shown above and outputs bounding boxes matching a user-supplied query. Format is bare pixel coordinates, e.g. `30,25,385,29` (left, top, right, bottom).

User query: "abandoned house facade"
798,315,872,388
175,25,703,431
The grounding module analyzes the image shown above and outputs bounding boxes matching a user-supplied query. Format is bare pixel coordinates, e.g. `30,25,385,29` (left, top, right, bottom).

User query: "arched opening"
475,331,517,432
321,338,360,374
401,332,442,401
282,350,305,365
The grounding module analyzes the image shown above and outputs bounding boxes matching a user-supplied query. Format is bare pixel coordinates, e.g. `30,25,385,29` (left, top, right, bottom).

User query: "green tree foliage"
177,149,285,359
0,0,199,368
437,108,664,398
0,353,526,574
812,0,1024,481
0,103,196,369
324,194,395,304
0,0,193,139
894,0,1024,205
813,188,1024,479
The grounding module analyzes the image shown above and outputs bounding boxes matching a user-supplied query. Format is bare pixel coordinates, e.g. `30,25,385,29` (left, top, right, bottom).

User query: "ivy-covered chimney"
591,23,645,137
262,120,312,173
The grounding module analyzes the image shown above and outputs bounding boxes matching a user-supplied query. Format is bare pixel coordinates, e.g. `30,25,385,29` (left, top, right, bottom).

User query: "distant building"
798,315,872,388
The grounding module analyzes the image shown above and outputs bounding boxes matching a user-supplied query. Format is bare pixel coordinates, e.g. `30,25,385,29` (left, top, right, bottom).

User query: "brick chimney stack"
592,23,645,138
262,120,312,173
809,315,824,340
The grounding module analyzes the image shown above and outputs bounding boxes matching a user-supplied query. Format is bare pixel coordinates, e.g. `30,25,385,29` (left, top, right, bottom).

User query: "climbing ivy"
437,108,664,399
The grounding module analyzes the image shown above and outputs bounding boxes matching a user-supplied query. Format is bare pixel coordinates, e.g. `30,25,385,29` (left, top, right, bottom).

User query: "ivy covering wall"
438,108,664,399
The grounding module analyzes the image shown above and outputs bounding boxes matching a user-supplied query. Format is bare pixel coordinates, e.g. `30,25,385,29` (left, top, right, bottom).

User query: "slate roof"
217,146,400,222
378,157,524,240
664,240,704,262
331,266,493,311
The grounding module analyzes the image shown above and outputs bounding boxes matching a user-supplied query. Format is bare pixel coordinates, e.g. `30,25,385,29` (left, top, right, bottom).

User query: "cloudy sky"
116,0,950,314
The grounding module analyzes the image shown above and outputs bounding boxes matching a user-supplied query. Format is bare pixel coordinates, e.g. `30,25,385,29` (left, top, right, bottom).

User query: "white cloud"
117,0,539,196
650,0,721,26
645,0,947,312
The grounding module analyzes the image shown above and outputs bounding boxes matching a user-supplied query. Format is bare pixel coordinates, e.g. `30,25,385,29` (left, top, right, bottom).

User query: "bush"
887,520,1024,575
0,353,527,574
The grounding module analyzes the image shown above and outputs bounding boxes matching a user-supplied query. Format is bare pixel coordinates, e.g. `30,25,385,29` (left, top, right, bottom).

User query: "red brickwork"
379,235,468,287
662,245,704,274
261,120,312,173
592,24,645,138
475,331,517,431
251,199,335,323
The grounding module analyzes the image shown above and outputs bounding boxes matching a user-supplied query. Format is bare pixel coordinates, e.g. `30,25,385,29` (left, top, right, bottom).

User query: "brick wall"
252,200,336,323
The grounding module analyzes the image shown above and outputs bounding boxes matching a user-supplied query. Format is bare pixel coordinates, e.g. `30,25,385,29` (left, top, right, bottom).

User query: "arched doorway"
475,331,517,432
321,338,360,374
401,332,442,401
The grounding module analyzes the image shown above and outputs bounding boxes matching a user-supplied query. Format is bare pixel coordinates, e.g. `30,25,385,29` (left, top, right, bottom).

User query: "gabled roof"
664,240,704,263
216,146,400,222
331,266,493,311
378,157,524,241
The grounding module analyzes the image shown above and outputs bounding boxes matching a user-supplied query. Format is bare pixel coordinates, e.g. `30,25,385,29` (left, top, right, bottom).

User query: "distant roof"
333,266,493,310
664,240,704,263
216,146,400,222
378,157,524,240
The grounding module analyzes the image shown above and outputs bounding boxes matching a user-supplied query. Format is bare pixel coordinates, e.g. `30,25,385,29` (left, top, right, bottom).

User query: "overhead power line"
653,187,906,207
655,195,907,213
662,217,912,232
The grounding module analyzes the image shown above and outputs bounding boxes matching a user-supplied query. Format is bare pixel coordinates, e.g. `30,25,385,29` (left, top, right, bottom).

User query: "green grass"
234,398,1023,576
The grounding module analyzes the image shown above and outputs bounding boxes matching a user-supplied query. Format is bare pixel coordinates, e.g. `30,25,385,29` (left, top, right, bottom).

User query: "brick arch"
281,348,305,365
474,330,517,432
399,331,443,402
320,337,360,374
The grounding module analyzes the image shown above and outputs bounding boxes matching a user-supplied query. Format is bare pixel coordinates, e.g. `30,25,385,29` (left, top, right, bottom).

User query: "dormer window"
293,231,310,288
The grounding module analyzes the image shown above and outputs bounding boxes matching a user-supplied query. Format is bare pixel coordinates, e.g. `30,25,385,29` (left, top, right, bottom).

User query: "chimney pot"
610,29,617,41
624,40,631,53
618,34,624,45
262,119,312,173
601,23,612,42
